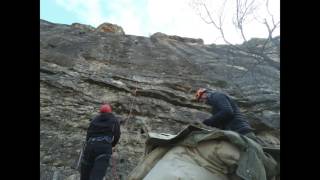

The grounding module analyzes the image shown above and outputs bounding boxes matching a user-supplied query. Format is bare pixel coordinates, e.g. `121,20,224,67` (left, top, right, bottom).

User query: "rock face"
95,22,125,35
40,19,280,179
151,32,204,45
71,23,95,32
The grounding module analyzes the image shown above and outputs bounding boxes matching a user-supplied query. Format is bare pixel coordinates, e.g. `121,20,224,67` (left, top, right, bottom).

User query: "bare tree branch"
202,1,221,30
266,0,276,26
190,0,280,87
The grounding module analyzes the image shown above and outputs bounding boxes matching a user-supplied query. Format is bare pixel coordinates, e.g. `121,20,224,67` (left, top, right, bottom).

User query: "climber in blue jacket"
195,88,257,136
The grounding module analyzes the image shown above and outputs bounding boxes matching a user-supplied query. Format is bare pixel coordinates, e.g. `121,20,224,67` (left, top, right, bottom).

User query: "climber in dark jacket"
195,88,254,135
80,103,121,180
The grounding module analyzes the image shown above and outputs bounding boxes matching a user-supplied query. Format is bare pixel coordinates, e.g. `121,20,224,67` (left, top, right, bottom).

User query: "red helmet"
195,88,207,101
100,104,112,113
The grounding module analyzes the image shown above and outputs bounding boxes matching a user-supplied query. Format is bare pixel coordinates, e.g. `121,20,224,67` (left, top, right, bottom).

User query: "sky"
40,0,280,45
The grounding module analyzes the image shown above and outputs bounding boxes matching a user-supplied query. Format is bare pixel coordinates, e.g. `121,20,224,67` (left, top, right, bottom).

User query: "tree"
189,0,280,121
190,0,280,88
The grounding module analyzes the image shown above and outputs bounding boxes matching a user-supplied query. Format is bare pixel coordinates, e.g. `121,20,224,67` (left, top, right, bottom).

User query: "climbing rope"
110,81,139,180
111,150,120,180
123,81,138,127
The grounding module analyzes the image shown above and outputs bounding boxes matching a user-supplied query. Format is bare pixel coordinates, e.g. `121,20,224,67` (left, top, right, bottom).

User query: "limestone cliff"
40,19,280,179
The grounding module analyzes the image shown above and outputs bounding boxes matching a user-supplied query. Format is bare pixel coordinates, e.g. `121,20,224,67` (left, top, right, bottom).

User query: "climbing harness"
88,136,113,143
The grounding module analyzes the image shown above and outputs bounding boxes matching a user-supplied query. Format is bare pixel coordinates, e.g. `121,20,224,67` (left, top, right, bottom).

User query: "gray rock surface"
40,19,280,179
95,22,125,35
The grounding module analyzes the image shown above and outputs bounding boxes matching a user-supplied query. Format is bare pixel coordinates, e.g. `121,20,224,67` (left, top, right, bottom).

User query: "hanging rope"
111,81,139,180
123,81,138,127
111,150,120,180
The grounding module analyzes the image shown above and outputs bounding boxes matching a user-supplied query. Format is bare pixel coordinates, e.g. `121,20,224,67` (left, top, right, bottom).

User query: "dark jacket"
203,91,253,134
86,113,121,147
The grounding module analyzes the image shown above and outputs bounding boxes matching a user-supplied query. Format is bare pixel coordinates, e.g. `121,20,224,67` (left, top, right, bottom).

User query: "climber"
195,88,265,145
80,103,121,180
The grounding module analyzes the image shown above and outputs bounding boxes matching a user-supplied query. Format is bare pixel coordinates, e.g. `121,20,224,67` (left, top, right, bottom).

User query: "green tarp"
128,124,279,180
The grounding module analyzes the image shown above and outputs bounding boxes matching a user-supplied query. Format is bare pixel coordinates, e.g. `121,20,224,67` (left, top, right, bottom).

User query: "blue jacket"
203,91,253,134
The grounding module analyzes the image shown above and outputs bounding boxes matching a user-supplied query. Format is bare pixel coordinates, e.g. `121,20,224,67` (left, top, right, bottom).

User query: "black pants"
80,141,112,180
